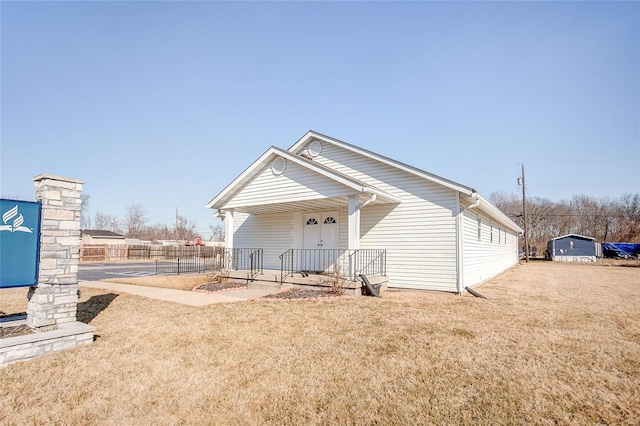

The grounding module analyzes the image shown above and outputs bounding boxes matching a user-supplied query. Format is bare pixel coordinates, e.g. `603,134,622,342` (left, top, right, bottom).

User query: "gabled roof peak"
288,130,475,196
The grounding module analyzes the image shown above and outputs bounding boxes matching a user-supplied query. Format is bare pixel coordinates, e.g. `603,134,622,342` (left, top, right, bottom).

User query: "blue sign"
0,199,42,288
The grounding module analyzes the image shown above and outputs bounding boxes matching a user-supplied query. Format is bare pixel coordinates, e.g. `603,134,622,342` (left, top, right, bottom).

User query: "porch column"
348,197,360,251
223,209,234,250
348,197,360,280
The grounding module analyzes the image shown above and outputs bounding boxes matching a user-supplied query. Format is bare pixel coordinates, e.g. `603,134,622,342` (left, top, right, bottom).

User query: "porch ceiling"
231,194,398,215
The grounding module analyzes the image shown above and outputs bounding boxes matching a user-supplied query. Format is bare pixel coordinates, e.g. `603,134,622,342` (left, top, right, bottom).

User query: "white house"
206,131,523,293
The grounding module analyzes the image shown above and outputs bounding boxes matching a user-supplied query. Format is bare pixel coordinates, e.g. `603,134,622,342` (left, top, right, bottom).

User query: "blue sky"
2,1,638,238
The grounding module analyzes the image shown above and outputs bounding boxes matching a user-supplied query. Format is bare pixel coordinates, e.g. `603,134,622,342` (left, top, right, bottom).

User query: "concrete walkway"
79,281,280,306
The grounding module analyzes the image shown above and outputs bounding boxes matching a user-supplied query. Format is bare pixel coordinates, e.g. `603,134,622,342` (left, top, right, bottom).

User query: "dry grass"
100,274,214,291
1,262,639,425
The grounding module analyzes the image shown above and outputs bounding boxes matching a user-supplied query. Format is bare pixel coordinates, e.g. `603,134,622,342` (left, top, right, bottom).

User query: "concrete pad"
79,281,272,306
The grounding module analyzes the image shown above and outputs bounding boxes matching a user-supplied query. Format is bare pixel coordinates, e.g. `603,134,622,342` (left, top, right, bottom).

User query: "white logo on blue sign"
0,205,33,233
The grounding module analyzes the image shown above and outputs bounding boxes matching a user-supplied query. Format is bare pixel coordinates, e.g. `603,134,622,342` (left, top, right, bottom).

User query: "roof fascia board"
289,131,475,196
551,234,595,241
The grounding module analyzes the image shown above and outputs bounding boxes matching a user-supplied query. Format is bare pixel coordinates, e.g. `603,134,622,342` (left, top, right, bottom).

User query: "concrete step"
247,280,285,291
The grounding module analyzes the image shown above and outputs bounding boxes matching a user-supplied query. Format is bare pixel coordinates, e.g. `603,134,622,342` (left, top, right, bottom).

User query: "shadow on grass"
0,311,27,319
77,293,119,324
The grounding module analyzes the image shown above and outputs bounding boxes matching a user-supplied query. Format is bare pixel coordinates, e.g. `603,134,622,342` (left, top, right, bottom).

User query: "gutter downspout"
456,191,480,295
465,192,481,211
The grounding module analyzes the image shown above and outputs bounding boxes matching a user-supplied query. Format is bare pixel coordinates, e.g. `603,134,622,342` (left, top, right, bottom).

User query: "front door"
302,211,339,273
303,211,338,249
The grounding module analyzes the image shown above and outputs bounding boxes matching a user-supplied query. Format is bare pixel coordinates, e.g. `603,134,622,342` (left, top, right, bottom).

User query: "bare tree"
123,203,148,238
617,193,640,241
140,224,172,242
94,211,121,233
174,215,198,240
209,224,225,242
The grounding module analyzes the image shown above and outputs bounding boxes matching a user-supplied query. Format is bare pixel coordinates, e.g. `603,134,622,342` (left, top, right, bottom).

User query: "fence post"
177,258,180,275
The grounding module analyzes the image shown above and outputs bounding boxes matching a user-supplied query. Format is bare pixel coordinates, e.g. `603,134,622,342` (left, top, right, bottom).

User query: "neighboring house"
546,234,598,262
81,230,126,245
206,131,523,293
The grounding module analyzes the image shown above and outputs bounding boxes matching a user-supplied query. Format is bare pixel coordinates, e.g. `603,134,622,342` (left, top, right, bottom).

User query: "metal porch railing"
156,247,263,280
279,249,386,283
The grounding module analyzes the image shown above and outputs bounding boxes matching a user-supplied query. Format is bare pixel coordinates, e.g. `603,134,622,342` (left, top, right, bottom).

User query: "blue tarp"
602,243,640,258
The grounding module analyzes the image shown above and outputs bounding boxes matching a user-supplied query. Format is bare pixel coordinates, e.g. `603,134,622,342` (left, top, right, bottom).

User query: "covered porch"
213,247,387,285
205,145,401,290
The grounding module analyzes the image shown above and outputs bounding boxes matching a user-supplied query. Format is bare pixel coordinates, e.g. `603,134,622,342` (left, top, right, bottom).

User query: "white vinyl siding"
310,144,458,292
233,212,293,270
225,160,354,209
235,209,349,271
224,139,520,293
462,208,518,287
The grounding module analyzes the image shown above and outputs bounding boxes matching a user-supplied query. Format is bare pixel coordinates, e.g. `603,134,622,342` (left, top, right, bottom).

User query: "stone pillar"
27,174,84,331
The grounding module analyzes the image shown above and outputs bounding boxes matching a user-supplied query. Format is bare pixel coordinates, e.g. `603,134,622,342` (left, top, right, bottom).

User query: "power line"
528,157,639,166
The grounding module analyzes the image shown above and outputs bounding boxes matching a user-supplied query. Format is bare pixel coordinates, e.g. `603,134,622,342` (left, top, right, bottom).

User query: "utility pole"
518,164,529,263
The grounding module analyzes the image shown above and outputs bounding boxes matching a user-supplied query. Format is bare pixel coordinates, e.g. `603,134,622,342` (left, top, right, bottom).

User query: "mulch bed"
0,324,33,339
194,281,248,292
261,288,344,300
195,280,348,300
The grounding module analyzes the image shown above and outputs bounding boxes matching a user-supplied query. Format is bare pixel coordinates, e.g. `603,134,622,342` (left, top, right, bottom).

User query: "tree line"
81,198,224,242
490,192,640,252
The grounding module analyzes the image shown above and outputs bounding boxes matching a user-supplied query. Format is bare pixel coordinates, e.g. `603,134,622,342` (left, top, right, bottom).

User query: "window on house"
490,223,494,243
323,217,336,224
477,216,481,241
306,218,318,225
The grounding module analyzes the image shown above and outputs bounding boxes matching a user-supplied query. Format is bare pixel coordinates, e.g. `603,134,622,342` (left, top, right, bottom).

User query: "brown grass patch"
593,258,640,268
1,262,639,424
100,274,214,291
0,287,29,318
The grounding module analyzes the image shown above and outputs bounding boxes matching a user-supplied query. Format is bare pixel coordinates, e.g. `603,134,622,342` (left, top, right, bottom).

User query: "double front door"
301,211,340,273
303,211,338,250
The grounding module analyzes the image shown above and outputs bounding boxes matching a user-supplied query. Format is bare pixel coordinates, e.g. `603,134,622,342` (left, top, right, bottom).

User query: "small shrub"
323,265,346,296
